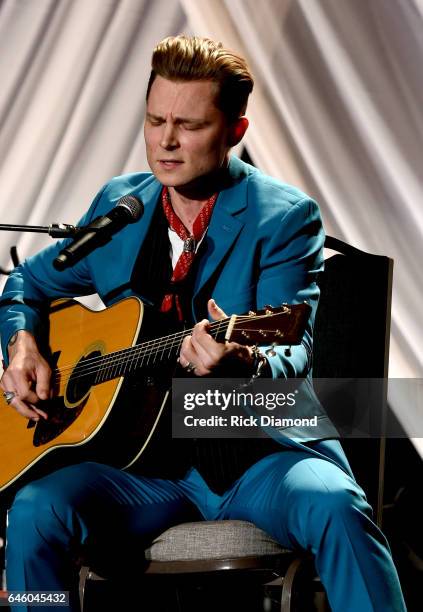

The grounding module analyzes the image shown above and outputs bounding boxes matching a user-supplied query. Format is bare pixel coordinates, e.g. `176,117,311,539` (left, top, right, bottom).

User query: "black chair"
80,236,393,611
313,236,393,526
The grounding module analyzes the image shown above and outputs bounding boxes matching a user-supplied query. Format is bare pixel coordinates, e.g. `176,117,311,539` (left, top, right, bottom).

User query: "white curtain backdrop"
0,0,422,452
0,0,188,260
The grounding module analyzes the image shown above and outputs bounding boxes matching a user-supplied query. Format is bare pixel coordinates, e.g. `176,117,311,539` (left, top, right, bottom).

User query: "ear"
227,116,249,147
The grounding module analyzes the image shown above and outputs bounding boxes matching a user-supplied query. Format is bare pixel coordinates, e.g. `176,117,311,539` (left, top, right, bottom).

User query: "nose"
160,122,179,150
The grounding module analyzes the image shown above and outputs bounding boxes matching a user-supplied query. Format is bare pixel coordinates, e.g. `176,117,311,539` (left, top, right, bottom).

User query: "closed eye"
147,118,164,126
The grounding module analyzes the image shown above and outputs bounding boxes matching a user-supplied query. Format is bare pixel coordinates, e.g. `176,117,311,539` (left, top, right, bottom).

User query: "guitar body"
0,297,168,492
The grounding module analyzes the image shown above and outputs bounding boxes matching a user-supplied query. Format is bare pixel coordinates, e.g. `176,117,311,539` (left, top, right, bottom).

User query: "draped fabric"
0,0,189,262
0,0,422,452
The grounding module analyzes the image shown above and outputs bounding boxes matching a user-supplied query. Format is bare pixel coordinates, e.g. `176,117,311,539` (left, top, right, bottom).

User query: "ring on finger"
3,391,16,405
185,362,196,374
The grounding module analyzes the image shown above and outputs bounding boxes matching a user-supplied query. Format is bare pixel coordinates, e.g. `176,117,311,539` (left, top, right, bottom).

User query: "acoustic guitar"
0,297,310,492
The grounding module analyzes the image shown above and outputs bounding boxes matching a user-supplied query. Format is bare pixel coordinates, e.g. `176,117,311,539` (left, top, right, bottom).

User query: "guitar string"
51,323,281,385
50,312,280,377
49,328,284,382
49,314,286,385
50,319,226,382
51,317,229,377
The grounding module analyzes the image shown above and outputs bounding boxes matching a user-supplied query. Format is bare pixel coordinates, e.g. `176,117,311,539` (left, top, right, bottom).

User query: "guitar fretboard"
52,304,306,389
92,318,230,384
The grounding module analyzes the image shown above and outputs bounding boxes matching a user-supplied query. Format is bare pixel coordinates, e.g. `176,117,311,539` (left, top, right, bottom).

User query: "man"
0,36,405,611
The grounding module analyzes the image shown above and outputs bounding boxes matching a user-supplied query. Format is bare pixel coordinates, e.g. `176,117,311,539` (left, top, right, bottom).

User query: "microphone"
53,195,144,270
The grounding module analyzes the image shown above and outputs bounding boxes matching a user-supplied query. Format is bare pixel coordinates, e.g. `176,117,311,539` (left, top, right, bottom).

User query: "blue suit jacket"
0,156,338,442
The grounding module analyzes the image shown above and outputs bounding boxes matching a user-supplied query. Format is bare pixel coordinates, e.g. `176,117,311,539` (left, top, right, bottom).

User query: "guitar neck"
64,302,310,387
93,318,230,384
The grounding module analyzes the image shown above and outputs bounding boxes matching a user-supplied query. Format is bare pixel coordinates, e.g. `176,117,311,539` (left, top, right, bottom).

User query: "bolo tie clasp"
183,237,196,253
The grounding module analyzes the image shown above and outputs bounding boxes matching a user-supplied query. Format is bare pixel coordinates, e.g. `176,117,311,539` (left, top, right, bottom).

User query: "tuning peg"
265,343,277,357
248,310,256,316
264,304,274,315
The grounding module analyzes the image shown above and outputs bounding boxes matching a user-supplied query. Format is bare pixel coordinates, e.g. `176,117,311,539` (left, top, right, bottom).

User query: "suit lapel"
193,157,249,300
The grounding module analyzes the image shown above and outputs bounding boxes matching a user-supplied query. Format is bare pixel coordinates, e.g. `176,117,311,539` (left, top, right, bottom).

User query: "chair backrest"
313,235,393,526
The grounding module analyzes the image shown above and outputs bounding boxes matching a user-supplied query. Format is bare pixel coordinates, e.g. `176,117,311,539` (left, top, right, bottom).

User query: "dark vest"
128,201,281,494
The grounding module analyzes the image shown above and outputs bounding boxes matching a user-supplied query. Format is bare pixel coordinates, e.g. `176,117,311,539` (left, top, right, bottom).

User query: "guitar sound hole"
65,350,101,405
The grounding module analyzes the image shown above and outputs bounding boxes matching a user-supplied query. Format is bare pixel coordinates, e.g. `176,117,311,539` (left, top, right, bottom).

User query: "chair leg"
280,557,316,612
281,558,302,611
79,566,89,612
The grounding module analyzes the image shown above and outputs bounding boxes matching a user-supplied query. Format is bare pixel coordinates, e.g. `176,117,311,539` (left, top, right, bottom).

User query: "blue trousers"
6,440,406,611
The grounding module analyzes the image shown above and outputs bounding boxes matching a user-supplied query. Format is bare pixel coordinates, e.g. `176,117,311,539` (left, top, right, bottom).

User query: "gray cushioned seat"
144,520,289,561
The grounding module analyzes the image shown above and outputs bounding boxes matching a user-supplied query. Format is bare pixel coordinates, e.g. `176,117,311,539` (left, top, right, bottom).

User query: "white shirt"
168,228,207,269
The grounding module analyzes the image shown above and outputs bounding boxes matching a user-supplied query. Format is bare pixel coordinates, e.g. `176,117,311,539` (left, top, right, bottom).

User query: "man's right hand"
0,330,51,421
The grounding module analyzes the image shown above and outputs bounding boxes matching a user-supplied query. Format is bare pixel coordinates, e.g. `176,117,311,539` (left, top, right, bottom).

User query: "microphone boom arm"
0,223,79,238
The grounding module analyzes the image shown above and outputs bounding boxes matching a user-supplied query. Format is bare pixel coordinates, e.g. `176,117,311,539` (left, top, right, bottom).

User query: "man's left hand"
179,299,255,376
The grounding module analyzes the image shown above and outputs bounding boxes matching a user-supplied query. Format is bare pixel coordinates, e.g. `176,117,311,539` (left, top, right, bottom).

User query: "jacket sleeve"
0,185,107,363
256,197,324,379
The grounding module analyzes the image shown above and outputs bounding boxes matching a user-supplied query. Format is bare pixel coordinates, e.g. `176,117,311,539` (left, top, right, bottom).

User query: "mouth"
158,160,184,169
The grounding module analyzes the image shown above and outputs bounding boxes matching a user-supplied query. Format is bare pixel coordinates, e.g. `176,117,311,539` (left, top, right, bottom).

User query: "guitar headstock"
226,303,311,346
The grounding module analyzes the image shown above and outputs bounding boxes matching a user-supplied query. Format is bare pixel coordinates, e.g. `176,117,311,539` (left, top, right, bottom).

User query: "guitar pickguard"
32,396,89,446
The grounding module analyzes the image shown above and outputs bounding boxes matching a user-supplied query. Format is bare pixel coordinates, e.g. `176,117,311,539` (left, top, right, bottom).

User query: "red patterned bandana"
160,186,218,320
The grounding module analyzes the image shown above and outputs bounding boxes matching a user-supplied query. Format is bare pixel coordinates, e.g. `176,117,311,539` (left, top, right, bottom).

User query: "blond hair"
147,35,254,121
